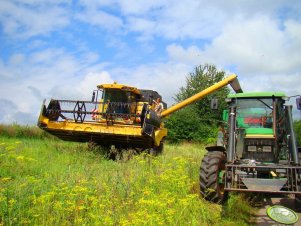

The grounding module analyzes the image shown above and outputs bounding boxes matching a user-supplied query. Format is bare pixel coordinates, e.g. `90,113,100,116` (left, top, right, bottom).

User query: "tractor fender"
205,146,226,154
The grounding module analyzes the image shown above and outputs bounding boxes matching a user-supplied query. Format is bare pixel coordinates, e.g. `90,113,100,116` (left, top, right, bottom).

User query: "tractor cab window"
235,98,273,129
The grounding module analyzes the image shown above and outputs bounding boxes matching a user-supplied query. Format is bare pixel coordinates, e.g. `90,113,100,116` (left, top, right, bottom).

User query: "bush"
165,106,218,144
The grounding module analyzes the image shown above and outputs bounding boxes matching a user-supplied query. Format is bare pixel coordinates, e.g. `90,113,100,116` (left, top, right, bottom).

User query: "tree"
165,64,230,143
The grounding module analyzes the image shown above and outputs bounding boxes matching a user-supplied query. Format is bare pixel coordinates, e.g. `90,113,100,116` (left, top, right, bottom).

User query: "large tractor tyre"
200,151,227,203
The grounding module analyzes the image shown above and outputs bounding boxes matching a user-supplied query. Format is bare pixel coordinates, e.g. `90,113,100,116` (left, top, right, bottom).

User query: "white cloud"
0,1,70,38
167,44,202,65
205,16,301,75
78,0,114,8
119,0,300,40
109,62,191,105
165,15,301,97
2,0,301,42
0,48,112,124
76,0,123,30
120,1,226,40
118,0,165,15
76,9,123,30
127,17,156,36
77,71,113,100
75,0,228,40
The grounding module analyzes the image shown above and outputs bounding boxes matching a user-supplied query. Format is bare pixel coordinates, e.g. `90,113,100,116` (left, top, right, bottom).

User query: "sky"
0,0,301,125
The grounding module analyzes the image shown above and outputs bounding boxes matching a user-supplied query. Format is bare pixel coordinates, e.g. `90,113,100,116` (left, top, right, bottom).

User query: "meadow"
0,125,253,225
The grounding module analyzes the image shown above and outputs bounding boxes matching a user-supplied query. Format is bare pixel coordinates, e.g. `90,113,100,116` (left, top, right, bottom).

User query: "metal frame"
225,164,301,194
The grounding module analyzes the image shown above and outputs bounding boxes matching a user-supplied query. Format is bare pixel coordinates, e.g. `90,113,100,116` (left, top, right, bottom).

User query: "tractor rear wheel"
200,151,227,203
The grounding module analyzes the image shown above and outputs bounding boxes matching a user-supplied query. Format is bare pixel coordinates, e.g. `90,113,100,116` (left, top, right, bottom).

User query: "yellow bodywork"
97,83,141,94
245,134,275,139
39,114,167,142
161,74,242,118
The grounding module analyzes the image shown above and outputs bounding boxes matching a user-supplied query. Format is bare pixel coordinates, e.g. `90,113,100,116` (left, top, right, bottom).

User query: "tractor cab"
224,92,286,163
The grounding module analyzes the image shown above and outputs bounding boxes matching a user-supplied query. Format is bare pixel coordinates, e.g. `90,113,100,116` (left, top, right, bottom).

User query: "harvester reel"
73,101,86,123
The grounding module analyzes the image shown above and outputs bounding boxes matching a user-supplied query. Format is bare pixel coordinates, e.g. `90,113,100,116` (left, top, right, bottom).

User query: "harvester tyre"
200,151,227,203
149,141,164,156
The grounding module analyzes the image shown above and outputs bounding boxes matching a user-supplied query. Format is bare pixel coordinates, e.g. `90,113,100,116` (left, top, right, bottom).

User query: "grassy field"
0,134,253,225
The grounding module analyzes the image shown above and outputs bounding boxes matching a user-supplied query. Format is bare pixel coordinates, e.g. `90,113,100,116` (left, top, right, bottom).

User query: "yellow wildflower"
9,198,17,206
1,177,11,182
16,155,25,161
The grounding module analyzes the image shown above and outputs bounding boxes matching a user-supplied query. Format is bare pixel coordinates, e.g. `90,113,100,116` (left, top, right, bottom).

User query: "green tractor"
200,92,301,207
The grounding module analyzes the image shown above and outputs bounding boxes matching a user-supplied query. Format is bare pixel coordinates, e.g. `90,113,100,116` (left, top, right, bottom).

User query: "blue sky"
0,0,301,124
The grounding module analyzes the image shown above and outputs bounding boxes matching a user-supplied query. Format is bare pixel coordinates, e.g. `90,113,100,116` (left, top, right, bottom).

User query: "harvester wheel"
108,149,123,161
149,141,164,156
200,151,227,203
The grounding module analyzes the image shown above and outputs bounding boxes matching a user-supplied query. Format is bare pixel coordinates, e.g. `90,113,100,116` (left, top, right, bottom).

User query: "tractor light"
263,146,272,152
248,146,257,152
270,171,277,177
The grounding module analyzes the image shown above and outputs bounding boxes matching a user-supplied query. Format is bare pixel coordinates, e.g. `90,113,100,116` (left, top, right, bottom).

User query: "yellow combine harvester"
37,74,242,155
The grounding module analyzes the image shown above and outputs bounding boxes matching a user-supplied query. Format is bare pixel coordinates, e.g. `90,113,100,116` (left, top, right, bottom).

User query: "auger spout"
160,74,243,118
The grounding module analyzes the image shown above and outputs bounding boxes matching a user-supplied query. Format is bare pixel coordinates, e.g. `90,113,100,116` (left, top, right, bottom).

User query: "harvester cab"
200,92,301,208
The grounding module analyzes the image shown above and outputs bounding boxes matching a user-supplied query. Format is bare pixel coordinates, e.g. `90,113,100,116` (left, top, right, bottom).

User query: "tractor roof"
97,83,141,95
228,92,286,99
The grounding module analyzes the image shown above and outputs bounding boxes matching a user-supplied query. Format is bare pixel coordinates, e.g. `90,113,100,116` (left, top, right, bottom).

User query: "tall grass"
0,124,54,140
0,125,253,225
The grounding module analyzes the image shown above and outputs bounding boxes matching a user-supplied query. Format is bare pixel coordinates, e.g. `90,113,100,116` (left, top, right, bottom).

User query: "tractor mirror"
92,91,96,102
296,97,301,110
211,98,218,110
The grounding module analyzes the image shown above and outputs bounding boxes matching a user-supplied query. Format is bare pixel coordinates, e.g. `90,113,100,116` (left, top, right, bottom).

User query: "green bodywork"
245,128,273,135
227,92,286,99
